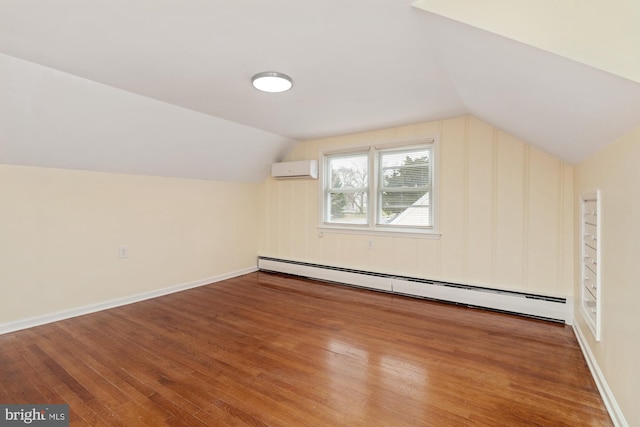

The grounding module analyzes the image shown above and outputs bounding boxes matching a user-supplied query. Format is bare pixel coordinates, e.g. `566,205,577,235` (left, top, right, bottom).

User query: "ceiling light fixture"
251,71,293,93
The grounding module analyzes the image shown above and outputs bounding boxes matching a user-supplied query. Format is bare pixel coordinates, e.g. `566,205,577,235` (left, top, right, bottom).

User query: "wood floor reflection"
0,271,612,426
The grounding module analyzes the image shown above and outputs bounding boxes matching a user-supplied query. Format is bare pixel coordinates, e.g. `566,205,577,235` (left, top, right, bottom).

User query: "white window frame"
318,137,440,238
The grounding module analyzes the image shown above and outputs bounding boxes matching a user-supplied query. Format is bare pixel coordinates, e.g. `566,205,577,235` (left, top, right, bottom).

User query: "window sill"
317,225,441,239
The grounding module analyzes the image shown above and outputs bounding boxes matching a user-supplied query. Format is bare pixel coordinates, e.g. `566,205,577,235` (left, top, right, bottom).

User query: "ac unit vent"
271,160,318,179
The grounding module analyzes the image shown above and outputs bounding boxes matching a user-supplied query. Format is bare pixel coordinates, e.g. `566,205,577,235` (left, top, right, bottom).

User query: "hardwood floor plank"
0,272,612,426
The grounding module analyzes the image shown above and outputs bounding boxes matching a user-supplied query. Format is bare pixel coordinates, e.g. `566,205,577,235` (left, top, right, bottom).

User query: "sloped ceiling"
413,0,640,84
1,1,639,182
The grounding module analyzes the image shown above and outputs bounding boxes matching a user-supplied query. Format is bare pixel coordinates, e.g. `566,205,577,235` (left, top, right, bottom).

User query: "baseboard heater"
257,257,572,324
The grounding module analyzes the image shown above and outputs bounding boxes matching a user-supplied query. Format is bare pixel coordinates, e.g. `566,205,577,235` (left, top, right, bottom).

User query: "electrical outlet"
368,240,374,250
118,245,129,259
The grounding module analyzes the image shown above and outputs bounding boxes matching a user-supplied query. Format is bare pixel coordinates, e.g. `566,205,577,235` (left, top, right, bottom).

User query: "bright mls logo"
0,405,68,426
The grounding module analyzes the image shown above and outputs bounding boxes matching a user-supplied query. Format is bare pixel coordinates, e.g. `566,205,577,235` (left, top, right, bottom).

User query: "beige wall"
0,164,259,324
259,116,574,296
574,125,640,426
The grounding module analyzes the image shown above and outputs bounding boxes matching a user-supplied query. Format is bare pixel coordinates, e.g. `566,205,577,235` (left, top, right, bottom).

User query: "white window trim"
317,136,440,239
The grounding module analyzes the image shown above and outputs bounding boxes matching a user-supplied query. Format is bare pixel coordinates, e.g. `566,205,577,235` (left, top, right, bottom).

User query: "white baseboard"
573,320,627,427
0,266,257,335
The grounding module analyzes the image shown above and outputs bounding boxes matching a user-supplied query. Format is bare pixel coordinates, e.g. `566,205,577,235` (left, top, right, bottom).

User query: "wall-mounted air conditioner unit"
271,160,318,179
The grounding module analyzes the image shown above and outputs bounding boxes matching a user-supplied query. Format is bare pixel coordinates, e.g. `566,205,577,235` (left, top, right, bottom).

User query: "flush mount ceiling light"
251,71,293,93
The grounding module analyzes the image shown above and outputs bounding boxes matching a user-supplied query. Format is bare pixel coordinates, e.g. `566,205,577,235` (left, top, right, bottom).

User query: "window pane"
329,192,368,224
379,191,430,226
380,149,430,188
329,154,368,190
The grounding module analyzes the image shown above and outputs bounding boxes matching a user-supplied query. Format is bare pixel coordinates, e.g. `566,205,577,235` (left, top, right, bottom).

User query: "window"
321,139,437,236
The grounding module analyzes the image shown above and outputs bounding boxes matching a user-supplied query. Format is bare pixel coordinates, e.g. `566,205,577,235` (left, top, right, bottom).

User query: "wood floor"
0,272,611,426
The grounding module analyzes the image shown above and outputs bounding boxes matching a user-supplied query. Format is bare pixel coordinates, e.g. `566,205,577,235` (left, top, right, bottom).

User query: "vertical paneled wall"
259,116,573,296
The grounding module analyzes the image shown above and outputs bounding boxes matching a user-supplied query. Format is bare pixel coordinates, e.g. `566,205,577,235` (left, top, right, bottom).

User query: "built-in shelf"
580,190,601,341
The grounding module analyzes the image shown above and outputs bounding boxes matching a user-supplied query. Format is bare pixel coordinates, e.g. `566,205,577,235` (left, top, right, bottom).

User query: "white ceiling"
1,0,639,182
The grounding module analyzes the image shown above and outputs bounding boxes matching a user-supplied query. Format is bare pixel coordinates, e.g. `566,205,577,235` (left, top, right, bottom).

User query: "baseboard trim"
573,320,627,427
0,266,257,335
